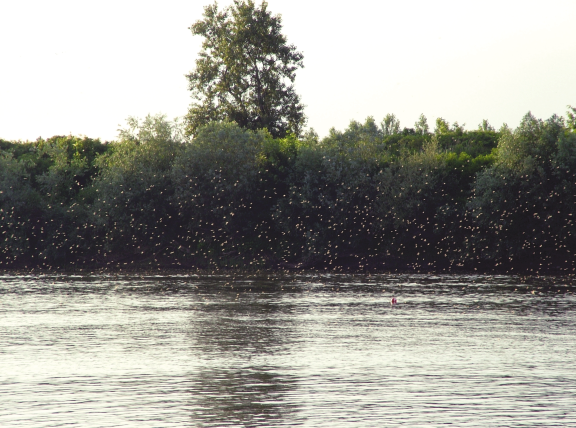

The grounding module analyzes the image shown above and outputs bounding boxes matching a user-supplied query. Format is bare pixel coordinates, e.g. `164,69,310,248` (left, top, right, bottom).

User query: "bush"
170,122,269,265
467,112,576,271
90,115,183,259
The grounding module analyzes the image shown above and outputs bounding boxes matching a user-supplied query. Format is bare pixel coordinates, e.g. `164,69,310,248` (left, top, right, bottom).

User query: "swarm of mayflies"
1,111,575,274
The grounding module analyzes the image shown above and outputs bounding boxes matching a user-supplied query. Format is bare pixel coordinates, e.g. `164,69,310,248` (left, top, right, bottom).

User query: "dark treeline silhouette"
1,110,575,273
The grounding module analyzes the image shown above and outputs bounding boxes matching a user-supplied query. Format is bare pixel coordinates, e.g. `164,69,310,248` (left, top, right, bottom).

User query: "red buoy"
391,297,397,305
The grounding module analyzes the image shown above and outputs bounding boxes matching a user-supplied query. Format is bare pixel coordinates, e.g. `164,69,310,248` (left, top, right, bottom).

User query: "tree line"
2,0,575,273
1,109,575,273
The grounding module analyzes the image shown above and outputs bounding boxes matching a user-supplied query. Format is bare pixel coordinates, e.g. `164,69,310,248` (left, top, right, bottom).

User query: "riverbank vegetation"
2,1,575,273
2,108,575,273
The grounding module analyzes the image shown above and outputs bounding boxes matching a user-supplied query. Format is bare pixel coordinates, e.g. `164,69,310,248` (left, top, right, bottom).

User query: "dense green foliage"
185,0,306,138
0,135,108,266
1,109,575,273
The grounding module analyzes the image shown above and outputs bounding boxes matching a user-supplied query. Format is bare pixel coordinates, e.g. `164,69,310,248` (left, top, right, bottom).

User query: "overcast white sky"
1,0,575,142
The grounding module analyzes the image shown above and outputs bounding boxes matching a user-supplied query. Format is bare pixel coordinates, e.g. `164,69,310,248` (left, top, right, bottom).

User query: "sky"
1,0,575,142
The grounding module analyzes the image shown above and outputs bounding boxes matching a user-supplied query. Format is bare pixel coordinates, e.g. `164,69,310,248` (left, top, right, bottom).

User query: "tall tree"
414,113,429,134
381,113,401,136
435,117,450,134
478,119,495,132
185,0,306,138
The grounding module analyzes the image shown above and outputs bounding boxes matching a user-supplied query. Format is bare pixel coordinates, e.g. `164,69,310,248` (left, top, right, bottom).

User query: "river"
1,273,575,427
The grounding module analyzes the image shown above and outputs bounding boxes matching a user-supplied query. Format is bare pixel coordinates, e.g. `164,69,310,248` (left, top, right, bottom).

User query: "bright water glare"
1,273,575,427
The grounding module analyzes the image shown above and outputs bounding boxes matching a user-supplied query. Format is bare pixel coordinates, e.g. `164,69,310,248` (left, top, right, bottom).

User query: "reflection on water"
185,280,300,425
189,367,298,426
0,273,575,427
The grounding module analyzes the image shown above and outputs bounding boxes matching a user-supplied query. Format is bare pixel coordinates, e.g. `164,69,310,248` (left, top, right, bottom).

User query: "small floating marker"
390,297,397,305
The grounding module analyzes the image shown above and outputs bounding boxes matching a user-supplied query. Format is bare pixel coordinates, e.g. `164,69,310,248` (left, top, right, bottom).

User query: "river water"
1,273,575,427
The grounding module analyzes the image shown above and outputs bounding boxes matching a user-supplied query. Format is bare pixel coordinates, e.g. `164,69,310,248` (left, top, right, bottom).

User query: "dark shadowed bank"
2,110,576,275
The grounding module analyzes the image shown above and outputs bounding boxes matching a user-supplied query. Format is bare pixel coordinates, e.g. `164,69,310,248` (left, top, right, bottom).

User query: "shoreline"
2,252,575,277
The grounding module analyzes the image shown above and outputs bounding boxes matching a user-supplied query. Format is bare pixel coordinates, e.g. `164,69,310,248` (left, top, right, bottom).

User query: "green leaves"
414,114,429,135
466,111,576,270
435,117,451,135
382,114,401,136
478,119,495,132
2,108,576,272
186,0,306,138
567,105,576,132
117,114,186,145
80,115,184,258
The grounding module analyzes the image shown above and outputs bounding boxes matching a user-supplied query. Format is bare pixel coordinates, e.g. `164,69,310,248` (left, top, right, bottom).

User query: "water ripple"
0,273,575,427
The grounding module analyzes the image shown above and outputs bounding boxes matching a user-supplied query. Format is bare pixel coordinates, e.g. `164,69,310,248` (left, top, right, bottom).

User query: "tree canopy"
185,0,306,138
3,108,576,273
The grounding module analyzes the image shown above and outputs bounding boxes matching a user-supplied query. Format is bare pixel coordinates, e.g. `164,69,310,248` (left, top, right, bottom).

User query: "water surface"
1,273,575,427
